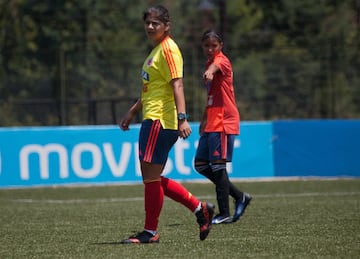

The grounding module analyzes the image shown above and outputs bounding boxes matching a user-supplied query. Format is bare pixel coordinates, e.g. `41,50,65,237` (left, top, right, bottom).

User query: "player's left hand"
178,120,192,139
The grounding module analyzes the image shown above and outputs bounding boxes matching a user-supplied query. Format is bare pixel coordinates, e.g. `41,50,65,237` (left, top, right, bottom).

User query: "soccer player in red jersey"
194,29,252,224
118,5,214,244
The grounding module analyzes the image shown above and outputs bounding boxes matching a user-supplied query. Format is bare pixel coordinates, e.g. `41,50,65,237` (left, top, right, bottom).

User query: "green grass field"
0,179,359,258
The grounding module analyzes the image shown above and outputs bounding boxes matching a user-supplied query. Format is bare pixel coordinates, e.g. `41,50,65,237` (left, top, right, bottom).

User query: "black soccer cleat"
121,230,160,244
195,202,215,241
211,214,233,224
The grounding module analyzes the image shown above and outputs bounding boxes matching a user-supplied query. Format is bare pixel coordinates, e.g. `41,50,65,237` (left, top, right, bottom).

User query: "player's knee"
194,160,209,173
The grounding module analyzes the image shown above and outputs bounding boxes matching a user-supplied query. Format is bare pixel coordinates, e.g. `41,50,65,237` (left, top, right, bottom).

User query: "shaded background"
1,0,359,126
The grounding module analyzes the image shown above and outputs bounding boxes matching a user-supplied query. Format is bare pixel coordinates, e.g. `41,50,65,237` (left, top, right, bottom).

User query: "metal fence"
0,97,141,126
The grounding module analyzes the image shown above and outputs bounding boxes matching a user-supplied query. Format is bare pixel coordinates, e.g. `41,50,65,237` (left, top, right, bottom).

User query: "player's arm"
171,78,191,139
203,63,220,82
119,98,142,131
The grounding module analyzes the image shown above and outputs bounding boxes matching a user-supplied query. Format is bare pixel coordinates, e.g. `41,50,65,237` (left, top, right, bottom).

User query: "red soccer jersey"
204,51,240,134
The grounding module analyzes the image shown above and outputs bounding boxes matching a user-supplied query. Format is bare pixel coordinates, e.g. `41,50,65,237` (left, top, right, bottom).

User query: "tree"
0,0,359,126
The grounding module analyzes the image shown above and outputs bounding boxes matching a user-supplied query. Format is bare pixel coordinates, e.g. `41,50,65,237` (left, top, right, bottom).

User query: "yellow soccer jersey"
141,36,183,130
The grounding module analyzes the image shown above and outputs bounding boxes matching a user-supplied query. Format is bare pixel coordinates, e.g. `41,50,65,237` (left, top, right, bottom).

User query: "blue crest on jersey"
142,70,149,81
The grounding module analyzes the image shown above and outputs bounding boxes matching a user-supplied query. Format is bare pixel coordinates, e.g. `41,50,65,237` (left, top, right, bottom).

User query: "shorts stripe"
195,132,235,162
144,120,161,162
221,132,227,160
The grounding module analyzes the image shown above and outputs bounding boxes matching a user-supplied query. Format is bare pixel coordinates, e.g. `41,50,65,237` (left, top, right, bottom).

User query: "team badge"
147,57,153,67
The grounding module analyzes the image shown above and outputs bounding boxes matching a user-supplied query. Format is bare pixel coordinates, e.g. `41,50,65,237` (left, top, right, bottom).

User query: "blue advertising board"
273,119,360,177
0,122,275,188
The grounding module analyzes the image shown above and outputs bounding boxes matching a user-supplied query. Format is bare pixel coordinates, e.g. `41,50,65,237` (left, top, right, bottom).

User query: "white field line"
9,191,360,204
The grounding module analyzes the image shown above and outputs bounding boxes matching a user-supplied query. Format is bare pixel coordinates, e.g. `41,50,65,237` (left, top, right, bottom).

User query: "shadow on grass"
91,241,123,245
166,223,182,227
90,229,138,245
91,224,182,245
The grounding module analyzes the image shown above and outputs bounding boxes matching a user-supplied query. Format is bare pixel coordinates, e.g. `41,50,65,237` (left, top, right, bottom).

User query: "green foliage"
0,0,359,125
0,179,359,258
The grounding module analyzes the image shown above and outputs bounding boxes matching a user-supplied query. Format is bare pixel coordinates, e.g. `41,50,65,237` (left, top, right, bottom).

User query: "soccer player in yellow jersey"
119,5,214,244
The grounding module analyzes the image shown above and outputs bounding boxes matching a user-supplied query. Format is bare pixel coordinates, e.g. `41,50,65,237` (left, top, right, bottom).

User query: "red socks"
144,177,200,231
144,180,163,231
161,176,199,212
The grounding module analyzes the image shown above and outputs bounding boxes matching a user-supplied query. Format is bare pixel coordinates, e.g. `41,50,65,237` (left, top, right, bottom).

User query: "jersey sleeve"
160,39,183,82
213,54,231,76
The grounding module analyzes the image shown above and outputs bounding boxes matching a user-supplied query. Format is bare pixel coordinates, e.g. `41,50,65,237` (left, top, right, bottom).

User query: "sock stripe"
211,163,226,172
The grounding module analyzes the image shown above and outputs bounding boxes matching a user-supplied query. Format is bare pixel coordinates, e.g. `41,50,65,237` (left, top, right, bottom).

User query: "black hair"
143,5,170,24
201,29,223,43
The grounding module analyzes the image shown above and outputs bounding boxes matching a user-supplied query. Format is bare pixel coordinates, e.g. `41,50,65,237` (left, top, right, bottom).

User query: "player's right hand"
118,115,132,131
